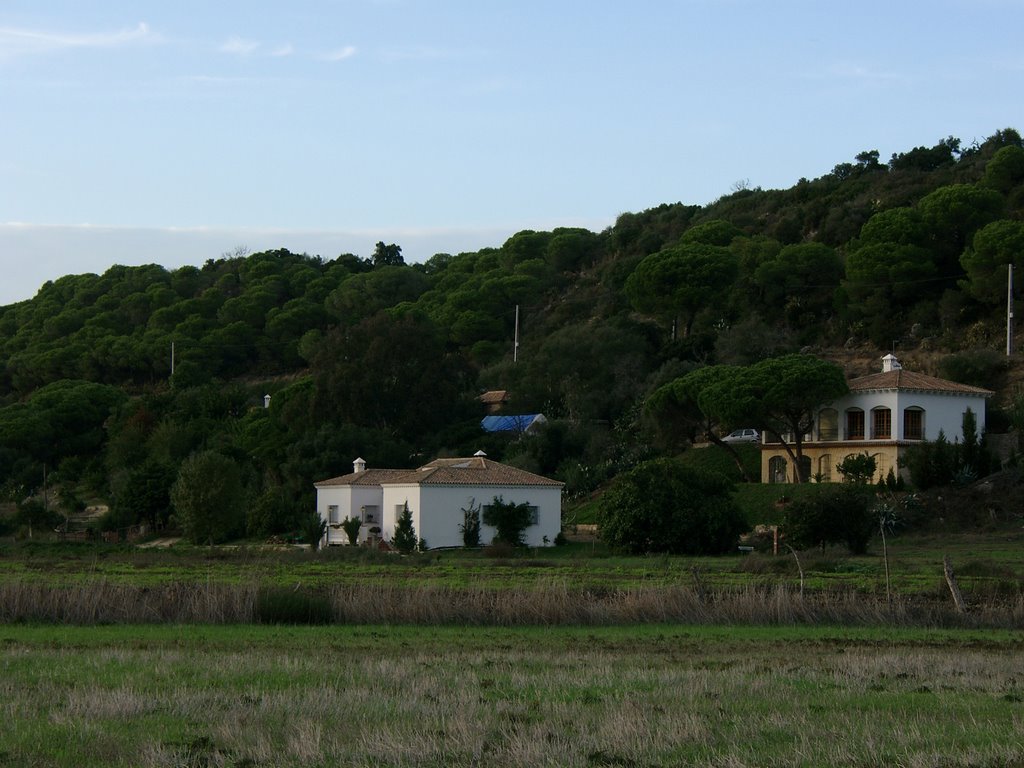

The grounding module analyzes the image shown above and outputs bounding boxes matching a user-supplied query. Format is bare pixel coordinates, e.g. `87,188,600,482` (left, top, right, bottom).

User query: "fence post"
943,556,967,613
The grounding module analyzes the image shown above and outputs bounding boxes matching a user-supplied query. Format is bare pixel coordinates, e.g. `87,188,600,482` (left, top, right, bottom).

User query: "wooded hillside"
2,128,1022,538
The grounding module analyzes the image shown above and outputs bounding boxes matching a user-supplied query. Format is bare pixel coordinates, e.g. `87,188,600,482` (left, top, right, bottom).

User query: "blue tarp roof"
480,414,543,433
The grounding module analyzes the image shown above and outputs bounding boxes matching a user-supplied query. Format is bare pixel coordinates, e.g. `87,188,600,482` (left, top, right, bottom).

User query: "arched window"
768,456,788,484
818,454,832,482
871,407,891,439
846,408,865,440
904,407,925,440
818,409,838,441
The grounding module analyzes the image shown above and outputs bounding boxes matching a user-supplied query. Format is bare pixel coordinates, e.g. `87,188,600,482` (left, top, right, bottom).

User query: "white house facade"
315,454,563,548
761,354,993,483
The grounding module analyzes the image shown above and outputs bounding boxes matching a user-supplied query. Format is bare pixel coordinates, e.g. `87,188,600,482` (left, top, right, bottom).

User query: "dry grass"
0,579,1022,629
0,624,1020,767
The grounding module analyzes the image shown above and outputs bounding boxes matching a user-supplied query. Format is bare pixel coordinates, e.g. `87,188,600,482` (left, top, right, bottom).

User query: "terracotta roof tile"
316,457,562,488
314,468,413,488
848,369,993,396
385,457,563,487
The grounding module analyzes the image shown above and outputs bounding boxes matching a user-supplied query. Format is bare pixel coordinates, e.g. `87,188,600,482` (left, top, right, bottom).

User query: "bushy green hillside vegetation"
2,129,1023,538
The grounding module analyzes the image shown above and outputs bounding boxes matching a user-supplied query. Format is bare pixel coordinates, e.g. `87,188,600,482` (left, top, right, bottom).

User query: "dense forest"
2,128,1023,539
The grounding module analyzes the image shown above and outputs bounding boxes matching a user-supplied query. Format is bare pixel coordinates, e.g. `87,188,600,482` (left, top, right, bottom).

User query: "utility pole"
513,304,520,363
1007,263,1014,357
171,340,175,377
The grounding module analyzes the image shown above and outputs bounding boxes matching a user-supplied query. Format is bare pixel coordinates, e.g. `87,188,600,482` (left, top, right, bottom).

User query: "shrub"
902,430,956,490
341,516,362,545
255,586,332,625
782,485,875,554
596,458,746,555
903,412,993,490
836,452,877,484
460,499,482,548
482,496,534,547
300,512,327,551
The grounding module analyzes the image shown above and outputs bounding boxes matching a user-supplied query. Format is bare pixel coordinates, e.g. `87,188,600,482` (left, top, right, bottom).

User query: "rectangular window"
872,409,891,439
846,410,865,440
528,505,539,525
328,505,340,524
904,410,924,440
360,505,379,524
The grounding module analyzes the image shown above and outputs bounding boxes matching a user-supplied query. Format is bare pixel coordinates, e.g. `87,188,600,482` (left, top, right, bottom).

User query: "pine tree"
392,501,417,554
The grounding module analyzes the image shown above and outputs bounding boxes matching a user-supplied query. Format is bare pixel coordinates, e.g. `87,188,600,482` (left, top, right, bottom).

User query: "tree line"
0,129,1022,541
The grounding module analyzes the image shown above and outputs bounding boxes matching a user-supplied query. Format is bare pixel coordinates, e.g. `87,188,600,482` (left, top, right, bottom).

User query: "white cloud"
320,46,357,62
0,21,153,57
270,43,293,57
220,36,259,55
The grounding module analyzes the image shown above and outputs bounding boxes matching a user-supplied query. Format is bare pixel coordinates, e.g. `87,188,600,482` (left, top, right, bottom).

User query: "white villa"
761,354,993,484
314,453,563,548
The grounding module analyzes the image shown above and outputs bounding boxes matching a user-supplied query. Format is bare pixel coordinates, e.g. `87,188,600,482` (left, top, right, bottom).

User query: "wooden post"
943,556,967,614
880,518,891,606
785,544,804,599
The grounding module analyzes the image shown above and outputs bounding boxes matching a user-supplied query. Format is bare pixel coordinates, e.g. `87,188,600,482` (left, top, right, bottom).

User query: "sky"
1,0,1023,305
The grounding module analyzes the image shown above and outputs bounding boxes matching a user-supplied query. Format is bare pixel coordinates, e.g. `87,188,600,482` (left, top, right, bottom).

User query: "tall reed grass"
1,579,1021,628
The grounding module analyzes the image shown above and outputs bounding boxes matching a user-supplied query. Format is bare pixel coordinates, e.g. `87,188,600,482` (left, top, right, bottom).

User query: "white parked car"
721,428,760,444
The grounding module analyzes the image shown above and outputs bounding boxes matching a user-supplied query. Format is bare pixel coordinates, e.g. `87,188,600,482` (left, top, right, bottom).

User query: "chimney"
353,457,366,474
881,353,902,373
263,394,272,409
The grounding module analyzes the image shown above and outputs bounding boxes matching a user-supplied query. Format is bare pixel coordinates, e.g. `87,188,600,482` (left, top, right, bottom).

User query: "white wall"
894,391,986,441
381,484,562,549
317,484,385,545
822,390,986,442
379,485,422,545
316,486,352,546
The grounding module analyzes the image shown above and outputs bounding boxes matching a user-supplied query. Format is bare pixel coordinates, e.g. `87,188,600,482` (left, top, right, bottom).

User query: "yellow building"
760,355,993,484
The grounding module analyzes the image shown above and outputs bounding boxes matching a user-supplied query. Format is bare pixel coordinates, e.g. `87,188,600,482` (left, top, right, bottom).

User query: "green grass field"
0,623,1020,767
0,524,1020,765
1,525,1020,600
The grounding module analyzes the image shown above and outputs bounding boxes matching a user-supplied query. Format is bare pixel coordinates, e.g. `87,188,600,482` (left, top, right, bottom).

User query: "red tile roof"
848,369,993,396
386,457,563,487
315,457,562,488
314,468,413,488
